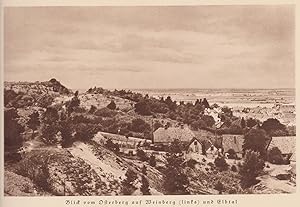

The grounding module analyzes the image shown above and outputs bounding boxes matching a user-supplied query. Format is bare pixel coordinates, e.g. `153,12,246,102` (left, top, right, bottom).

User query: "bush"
268,147,284,165
140,175,151,195
243,129,268,159
134,100,152,115
88,105,97,114
95,107,117,117
130,118,150,133
239,150,265,188
121,169,138,195
227,149,237,159
137,149,149,161
214,181,224,194
107,100,116,110
214,156,228,171
149,154,156,167
186,159,198,169
74,123,98,141
231,165,238,172
4,108,24,151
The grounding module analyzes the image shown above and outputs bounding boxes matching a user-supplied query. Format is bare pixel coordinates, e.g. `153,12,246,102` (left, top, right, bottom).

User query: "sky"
4,6,295,89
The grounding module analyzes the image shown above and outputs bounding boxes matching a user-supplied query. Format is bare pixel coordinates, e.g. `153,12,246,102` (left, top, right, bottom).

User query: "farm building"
186,137,219,159
193,129,222,148
186,137,203,154
153,126,195,144
222,134,244,158
267,136,296,160
93,131,152,155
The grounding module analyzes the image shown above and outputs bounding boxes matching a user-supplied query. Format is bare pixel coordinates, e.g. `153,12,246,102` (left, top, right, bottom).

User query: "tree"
169,139,183,154
27,111,40,138
37,95,54,108
88,105,97,114
41,107,59,144
105,138,120,153
134,100,152,115
261,118,288,136
202,115,215,127
130,118,151,133
246,118,258,128
107,100,117,110
74,123,98,141
4,108,24,151
202,98,210,108
149,154,156,167
239,150,265,188
268,147,284,165
142,165,147,175
241,117,246,129
214,181,224,194
60,114,73,148
163,153,189,195
140,175,151,195
122,169,138,195
66,92,80,115
243,128,268,159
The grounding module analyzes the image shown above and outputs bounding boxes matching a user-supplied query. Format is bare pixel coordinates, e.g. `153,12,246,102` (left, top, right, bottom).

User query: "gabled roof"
290,153,296,162
267,136,296,155
153,127,195,143
222,134,244,153
187,137,216,151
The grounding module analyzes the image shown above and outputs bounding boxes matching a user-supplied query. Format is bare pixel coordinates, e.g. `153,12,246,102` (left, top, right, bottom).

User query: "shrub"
149,154,156,167
239,150,265,188
214,156,228,171
88,105,97,114
140,175,151,195
121,169,138,195
243,129,268,159
74,123,98,141
107,100,116,110
134,100,152,115
186,159,198,169
4,108,24,151
95,107,117,117
261,118,288,136
130,118,150,133
214,181,224,194
137,149,149,161
231,165,238,172
227,149,237,159
164,153,189,195
268,147,284,165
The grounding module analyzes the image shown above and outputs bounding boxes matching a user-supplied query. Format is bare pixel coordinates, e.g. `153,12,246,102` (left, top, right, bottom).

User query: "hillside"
4,78,296,196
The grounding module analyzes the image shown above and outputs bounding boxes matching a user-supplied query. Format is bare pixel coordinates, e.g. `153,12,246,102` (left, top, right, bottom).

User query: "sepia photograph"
3,4,296,197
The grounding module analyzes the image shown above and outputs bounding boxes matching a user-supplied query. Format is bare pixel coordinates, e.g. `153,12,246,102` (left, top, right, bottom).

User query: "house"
153,126,195,144
267,136,296,160
186,137,219,159
186,137,203,154
93,131,152,155
222,134,244,158
193,129,222,148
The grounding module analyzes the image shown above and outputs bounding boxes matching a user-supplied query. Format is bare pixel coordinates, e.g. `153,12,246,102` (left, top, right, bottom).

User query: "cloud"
4,6,294,89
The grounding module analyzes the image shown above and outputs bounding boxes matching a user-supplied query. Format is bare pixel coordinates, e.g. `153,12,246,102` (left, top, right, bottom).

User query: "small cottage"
186,137,203,154
153,126,195,144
